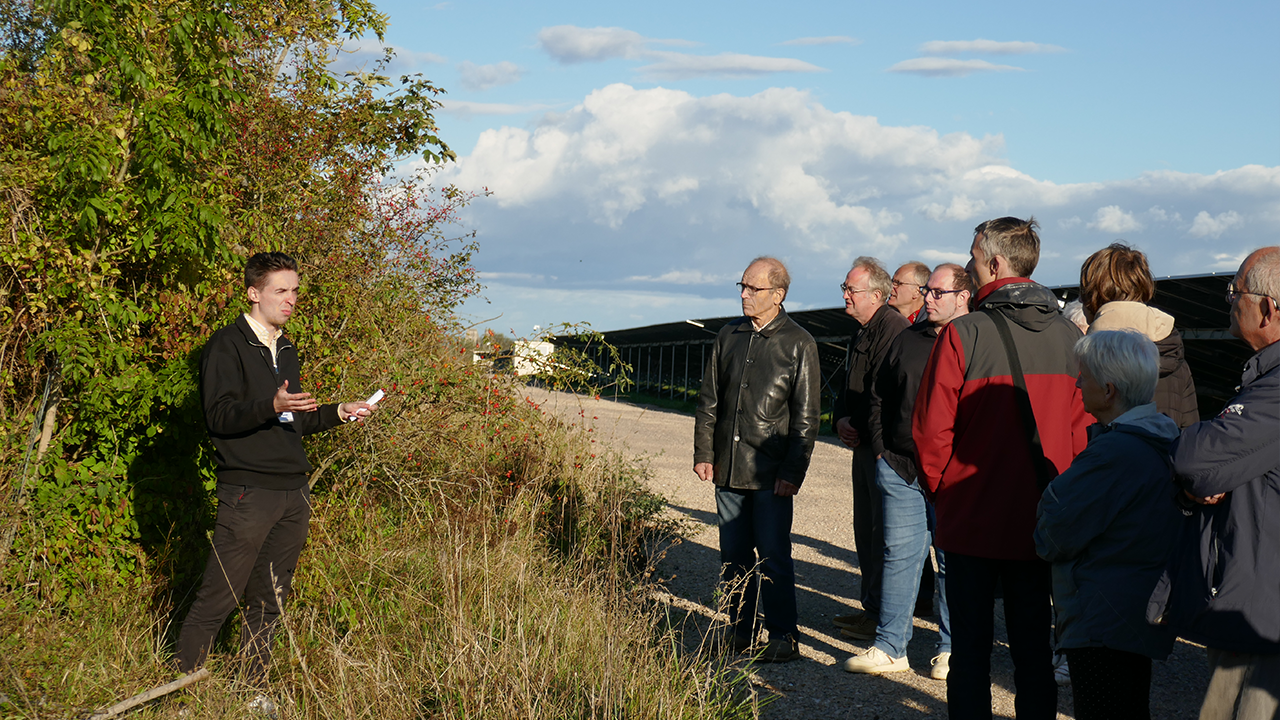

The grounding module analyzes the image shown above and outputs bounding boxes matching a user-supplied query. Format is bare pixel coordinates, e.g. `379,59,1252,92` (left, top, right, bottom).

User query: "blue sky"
350,0,1280,336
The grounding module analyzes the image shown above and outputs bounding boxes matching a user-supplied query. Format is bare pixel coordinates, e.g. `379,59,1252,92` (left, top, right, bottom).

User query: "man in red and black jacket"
913,217,1089,719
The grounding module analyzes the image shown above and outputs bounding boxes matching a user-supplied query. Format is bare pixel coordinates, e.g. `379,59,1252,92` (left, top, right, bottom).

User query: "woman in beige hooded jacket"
1079,243,1199,427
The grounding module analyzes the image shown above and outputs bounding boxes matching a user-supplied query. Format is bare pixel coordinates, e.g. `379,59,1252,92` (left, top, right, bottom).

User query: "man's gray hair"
852,256,892,301
1074,330,1158,413
974,216,1041,278
1239,246,1280,302
899,260,931,286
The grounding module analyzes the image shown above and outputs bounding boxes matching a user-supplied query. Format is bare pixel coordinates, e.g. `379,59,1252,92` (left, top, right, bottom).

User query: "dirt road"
526,388,1209,719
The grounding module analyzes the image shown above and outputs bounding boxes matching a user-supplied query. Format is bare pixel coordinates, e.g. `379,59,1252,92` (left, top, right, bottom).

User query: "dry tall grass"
0,336,756,719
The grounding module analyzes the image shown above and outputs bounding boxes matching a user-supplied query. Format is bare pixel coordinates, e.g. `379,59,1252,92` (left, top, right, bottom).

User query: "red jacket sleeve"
913,323,966,493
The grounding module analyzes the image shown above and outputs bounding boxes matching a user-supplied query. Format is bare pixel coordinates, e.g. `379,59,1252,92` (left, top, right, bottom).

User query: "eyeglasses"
891,279,922,292
921,285,966,300
1226,285,1276,305
737,282,777,295
839,283,873,296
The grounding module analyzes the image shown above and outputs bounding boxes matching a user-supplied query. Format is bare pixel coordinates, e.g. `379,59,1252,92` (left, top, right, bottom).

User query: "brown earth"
525,388,1210,719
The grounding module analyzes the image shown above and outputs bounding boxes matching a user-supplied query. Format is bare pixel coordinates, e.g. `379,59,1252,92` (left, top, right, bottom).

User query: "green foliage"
0,0,465,601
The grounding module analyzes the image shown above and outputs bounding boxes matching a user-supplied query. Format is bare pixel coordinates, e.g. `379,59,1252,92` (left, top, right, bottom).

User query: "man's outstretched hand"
339,401,374,422
273,380,318,413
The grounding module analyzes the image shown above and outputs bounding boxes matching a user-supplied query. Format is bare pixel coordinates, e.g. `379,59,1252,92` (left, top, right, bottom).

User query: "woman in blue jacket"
1034,330,1184,720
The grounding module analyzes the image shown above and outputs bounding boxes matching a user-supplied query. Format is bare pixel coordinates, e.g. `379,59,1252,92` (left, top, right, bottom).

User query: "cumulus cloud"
781,36,860,46
1189,210,1244,239
639,51,825,81
918,249,971,264
1087,205,1144,233
888,58,1026,77
920,195,987,221
537,24,824,80
1146,205,1182,223
458,61,523,91
1208,251,1250,271
626,269,732,285
435,84,1000,248
428,84,1279,331
439,100,557,116
920,39,1066,55
537,25,651,63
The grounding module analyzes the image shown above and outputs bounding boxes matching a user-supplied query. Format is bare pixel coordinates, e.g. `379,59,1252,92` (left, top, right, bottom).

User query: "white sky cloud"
625,270,733,285
781,36,860,46
537,25,650,63
457,61,523,91
439,100,557,116
429,84,1279,331
918,249,971,264
1189,210,1244,239
537,25,824,80
1088,205,1144,233
638,51,825,81
888,58,1027,77
920,39,1067,55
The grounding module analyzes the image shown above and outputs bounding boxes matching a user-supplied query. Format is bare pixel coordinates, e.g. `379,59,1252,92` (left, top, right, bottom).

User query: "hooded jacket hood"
1090,301,1175,343
977,278,1064,332
1107,403,1181,446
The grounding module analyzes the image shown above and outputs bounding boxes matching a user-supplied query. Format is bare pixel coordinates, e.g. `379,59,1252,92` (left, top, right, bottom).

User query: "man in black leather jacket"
694,256,820,663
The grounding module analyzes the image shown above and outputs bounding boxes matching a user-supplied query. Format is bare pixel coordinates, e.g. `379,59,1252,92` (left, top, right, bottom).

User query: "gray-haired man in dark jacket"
1151,246,1280,720
694,256,820,663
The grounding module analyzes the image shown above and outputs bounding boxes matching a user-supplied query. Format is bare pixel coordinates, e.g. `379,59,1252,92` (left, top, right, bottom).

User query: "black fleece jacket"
200,316,341,489
869,322,939,484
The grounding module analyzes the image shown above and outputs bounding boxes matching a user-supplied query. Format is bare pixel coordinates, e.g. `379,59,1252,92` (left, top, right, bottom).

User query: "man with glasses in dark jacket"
1151,246,1280,720
830,257,911,642
694,256,821,663
843,263,971,678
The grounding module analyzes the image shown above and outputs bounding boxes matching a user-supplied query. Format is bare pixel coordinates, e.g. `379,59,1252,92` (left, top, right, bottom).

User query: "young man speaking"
175,252,374,685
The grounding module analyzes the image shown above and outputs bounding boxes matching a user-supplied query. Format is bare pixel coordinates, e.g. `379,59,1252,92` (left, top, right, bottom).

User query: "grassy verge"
0,336,757,719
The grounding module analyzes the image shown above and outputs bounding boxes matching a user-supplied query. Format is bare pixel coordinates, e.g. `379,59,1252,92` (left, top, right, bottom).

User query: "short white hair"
1074,330,1158,412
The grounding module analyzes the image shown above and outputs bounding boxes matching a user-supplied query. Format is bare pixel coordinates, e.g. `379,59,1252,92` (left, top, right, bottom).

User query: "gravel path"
526,388,1210,719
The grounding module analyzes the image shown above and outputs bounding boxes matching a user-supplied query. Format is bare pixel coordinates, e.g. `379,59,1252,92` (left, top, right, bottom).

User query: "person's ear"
247,285,260,304
1104,382,1119,403
1260,296,1276,325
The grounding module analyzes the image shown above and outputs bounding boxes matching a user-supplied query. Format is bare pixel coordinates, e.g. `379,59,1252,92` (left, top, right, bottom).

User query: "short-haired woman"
1079,243,1198,427
1034,330,1184,720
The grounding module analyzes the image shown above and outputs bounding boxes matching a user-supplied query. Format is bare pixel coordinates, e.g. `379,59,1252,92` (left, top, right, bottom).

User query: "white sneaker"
930,651,951,680
842,646,909,674
1053,653,1071,686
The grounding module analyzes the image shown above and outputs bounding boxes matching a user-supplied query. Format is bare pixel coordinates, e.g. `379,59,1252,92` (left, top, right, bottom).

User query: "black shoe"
756,634,801,663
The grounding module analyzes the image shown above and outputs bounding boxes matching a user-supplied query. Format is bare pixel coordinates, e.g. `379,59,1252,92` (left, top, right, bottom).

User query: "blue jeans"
872,458,930,658
928,501,953,653
716,485,798,640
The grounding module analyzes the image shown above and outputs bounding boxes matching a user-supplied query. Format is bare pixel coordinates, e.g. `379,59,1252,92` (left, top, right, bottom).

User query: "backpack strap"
985,309,1056,493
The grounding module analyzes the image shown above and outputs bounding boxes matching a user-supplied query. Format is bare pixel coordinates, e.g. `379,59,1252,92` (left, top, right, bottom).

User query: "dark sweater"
833,304,911,437
200,316,341,489
869,323,939,484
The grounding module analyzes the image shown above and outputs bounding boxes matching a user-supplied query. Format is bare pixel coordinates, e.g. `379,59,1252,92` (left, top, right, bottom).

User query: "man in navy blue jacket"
1154,246,1280,720
175,252,374,684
